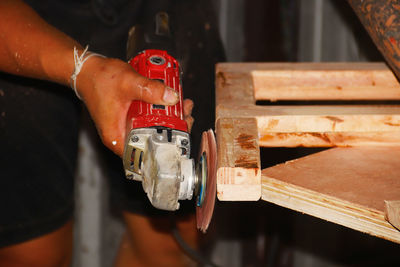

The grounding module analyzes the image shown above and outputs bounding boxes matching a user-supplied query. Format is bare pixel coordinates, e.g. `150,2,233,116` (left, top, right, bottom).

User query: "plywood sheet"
262,147,400,243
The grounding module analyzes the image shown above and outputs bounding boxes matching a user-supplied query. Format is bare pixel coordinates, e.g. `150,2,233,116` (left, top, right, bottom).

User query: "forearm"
0,0,82,85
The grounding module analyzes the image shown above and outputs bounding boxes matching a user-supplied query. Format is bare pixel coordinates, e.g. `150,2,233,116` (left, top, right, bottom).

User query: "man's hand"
183,98,194,133
77,56,193,157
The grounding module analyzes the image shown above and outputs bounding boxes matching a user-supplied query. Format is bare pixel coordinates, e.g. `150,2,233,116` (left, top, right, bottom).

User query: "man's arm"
0,0,180,156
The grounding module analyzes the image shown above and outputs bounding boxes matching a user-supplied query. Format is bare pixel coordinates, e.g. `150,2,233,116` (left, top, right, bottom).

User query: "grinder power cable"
123,9,217,232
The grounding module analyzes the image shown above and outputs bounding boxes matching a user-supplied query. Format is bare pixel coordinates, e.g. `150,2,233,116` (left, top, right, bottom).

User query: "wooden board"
216,118,261,201
262,147,400,244
217,62,400,101
218,105,400,147
385,200,400,230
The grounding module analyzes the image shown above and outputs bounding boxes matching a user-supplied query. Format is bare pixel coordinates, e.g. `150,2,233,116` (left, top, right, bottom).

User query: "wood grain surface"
216,118,261,201
215,62,400,242
385,200,400,231
262,147,400,243
217,62,400,102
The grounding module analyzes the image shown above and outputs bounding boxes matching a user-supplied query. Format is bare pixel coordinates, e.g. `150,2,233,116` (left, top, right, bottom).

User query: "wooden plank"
385,200,400,231
261,147,400,243
217,104,400,147
255,107,400,132
215,70,254,107
216,62,400,101
259,132,400,147
218,104,400,120
216,118,261,201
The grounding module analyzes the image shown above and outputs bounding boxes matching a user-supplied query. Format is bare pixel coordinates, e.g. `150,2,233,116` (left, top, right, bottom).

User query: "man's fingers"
183,99,194,133
185,116,194,133
129,74,179,105
183,99,194,117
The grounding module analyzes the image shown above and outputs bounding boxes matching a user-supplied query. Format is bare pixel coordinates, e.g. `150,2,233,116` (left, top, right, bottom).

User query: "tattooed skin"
348,0,400,78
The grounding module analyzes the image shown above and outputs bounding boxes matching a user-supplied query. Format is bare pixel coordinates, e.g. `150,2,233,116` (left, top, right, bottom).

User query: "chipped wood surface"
259,132,400,147
385,200,400,231
216,118,260,201
262,147,400,244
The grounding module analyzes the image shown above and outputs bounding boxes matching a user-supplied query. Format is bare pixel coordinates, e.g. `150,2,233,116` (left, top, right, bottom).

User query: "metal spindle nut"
181,139,189,146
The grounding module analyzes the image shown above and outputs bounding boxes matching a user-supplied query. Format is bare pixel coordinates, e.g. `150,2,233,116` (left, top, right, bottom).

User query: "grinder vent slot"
138,151,144,169
130,148,136,168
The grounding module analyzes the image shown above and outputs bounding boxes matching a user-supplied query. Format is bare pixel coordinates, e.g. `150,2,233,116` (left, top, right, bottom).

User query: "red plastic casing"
127,49,188,133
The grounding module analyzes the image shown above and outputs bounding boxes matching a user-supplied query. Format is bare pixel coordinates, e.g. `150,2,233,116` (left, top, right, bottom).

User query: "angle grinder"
123,10,217,232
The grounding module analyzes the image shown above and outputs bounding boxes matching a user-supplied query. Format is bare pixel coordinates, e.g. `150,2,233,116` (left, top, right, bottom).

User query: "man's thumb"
132,76,179,105
162,86,179,105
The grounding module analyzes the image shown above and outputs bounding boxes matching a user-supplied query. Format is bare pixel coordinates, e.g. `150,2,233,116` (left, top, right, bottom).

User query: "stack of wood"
215,62,400,243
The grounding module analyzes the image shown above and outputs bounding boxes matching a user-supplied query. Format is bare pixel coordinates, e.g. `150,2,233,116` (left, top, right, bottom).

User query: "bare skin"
115,212,198,267
0,1,197,266
0,221,73,267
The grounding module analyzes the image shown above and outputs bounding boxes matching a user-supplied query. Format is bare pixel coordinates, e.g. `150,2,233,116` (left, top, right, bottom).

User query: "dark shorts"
0,0,224,247
0,76,80,247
